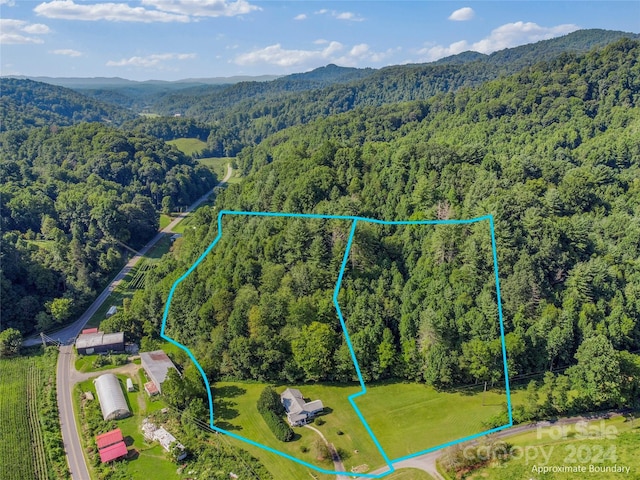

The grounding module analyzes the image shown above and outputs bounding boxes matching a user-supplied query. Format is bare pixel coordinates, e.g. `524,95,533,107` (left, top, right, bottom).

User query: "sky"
1,1,639,81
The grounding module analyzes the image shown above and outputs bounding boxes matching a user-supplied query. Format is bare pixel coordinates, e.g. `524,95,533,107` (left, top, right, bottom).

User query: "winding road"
49,164,232,480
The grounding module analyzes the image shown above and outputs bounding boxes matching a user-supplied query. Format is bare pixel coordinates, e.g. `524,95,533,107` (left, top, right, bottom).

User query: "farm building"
126,378,134,392
140,350,178,394
93,374,131,421
96,427,128,462
281,388,324,426
76,331,124,355
142,419,187,460
82,327,99,334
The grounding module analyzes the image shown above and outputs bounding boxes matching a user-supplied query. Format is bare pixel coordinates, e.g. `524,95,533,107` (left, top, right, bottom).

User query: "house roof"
82,327,99,334
144,381,159,395
281,388,324,415
96,428,123,450
98,441,127,463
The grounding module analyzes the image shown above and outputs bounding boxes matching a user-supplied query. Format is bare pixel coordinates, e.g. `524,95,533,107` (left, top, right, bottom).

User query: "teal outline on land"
161,210,513,478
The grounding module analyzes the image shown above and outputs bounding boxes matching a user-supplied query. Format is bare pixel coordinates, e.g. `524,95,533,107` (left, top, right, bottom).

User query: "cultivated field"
0,349,67,480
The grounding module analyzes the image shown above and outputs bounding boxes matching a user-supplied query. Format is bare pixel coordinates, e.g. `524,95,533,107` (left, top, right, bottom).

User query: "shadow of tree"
124,435,134,447
215,385,247,398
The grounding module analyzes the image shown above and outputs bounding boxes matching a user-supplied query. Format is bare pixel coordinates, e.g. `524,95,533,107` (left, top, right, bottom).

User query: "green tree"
291,322,337,381
0,328,22,357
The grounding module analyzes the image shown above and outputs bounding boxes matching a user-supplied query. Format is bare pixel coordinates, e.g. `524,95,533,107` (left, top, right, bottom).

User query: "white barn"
94,374,131,421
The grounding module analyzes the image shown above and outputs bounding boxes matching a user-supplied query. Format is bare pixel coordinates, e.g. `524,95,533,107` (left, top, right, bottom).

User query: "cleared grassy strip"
166,137,207,156
27,364,49,480
355,381,506,460
197,156,232,178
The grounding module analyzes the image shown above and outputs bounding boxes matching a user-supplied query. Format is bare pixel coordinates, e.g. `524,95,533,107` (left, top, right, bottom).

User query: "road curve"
24,164,233,347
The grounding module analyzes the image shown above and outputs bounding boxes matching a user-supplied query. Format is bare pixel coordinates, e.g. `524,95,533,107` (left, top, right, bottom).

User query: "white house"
280,388,324,426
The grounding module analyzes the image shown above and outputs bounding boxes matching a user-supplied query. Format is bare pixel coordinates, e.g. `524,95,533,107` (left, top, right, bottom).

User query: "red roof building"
82,327,99,334
96,428,123,450
98,441,128,463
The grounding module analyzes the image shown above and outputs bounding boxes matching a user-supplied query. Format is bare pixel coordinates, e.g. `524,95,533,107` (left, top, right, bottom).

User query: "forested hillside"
0,78,135,132
144,29,639,156
0,123,216,334
108,38,640,417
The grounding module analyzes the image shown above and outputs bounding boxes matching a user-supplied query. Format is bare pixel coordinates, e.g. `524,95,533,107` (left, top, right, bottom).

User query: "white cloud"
448,7,474,21
235,41,395,68
0,0,16,6
107,52,196,67
34,0,190,22
313,39,328,45
51,48,82,57
0,19,51,44
293,13,307,21
140,0,260,17
417,21,580,61
314,9,364,21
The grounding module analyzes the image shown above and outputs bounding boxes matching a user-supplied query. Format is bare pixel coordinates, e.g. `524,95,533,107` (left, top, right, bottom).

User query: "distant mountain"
147,29,640,156
0,78,136,132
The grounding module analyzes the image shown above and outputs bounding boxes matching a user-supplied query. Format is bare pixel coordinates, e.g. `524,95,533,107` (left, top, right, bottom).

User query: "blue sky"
1,1,638,80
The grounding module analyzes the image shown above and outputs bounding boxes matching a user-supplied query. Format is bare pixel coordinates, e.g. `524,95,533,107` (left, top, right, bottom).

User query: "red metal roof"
96,428,123,450
98,441,127,463
82,327,99,334
144,381,159,395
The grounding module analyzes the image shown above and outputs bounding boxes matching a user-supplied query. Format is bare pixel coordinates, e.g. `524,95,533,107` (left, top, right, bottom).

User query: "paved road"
57,345,90,480
24,164,233,348
370,411,623,479
46,164,233,480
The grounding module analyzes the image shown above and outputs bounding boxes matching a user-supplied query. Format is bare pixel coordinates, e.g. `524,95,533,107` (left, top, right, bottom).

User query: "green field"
461,415,640,480
355,381,506,459
166,137,207,156
214,380,506,479
0,349,67,480
159,213,172,229
197,156,233,179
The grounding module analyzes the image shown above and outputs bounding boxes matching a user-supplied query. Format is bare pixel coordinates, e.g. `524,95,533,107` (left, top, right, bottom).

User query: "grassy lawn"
355,381,507,460
75,369,180,480
214,381,388,479
213,380,504,478
166,138,207,156
74,353,129,373
159,214,173,229
463,415,640,480
386,468,435,479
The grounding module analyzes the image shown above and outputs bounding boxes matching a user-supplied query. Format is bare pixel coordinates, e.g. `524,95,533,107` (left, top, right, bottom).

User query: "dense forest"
101,38,640,420
0,123,216,334
0,78,135,132
147,29,640,156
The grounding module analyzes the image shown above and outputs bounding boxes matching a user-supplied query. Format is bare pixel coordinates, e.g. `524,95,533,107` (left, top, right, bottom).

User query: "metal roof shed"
94,374,131,421
140,350,178,394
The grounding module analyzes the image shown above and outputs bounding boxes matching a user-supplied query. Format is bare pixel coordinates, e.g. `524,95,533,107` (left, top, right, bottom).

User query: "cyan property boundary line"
160,210,513,478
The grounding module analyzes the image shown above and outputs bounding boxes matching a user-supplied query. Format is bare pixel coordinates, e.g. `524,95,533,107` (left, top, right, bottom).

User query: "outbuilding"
76,331,124,355
93,374,131,421
140,350,178,394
